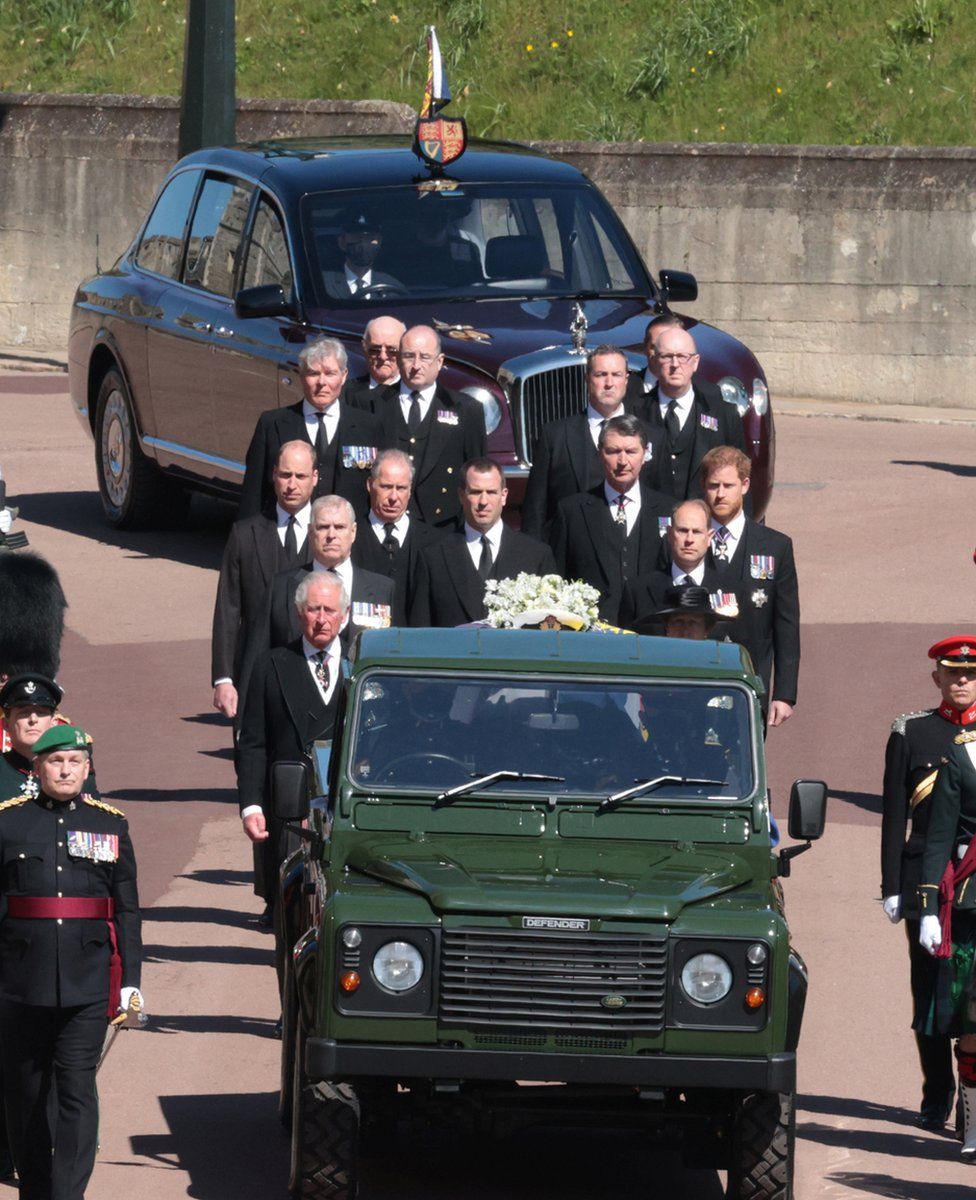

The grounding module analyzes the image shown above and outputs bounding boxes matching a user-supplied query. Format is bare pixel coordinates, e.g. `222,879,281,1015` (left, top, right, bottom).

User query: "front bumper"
306,1039,795,1092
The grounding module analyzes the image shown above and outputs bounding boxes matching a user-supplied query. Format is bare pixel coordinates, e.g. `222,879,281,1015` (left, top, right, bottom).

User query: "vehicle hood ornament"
570,302,588,354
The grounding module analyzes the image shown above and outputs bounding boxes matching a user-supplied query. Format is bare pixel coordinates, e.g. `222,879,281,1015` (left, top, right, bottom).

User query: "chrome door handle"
213,326,235,338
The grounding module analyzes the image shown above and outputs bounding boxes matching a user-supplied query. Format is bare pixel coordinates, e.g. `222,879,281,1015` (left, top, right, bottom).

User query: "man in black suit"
320,208,403,300
549,415,673,625
367,325,485,528
351,449,443,626
637,323,746,503
212,440,317,721
238,336,382,520
701,445,799,727
619,497,743,636
410,457,557,627
343,315,406,410
246,495,395,673
521,344,665,539
238,571,348,909
624,314,718,408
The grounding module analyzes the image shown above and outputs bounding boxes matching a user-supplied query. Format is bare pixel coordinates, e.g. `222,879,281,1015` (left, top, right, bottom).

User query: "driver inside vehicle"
383,199,483,292
321,208,403,300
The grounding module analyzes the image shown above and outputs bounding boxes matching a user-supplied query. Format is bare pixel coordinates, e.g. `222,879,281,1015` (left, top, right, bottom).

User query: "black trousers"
0,999,106,1200
905,918,955,1102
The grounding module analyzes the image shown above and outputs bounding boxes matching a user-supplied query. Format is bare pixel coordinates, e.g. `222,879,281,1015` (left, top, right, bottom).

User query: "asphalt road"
1,370,975,1199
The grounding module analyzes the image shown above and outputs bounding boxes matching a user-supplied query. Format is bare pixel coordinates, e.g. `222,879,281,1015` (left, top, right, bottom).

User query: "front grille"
439,927,667,1034
515,363,588,463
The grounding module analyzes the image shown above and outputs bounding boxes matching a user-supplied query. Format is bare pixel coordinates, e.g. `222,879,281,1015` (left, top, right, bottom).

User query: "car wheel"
289,1017,361,1199
94,368,188,528
726,1090,795,1200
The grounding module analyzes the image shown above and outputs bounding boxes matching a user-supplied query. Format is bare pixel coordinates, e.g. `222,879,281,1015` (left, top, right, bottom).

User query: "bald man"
344,315,407,410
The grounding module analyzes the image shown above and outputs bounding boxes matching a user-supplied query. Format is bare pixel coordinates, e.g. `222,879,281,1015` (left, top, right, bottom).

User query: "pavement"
0,371,975,1198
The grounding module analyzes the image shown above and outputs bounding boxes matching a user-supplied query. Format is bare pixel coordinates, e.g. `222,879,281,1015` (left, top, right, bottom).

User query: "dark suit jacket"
211,511,308,686
409,526,558,627
238,400,383,519
638,381,747,501
549,484,673,624
321,268,402,299
351,517,443,626
625,370,723,411
369,384,486,527
521,413,666,540
618,564,745,641
708,519,799,705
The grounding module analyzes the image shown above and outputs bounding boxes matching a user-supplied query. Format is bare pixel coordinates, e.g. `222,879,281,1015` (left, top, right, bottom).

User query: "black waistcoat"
660,402,697,498
315,425,341,496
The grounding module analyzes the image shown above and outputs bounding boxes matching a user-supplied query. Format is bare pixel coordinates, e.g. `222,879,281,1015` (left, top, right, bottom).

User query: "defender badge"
522,916,590,932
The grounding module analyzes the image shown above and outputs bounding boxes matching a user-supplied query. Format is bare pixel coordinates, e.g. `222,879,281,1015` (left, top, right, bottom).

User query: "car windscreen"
300,183,650,306
348,673,755,799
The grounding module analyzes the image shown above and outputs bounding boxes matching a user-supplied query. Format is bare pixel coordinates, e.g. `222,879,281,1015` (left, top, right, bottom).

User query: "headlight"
752,377,769,416
680,953,733,1004
461,385,503,435
372,940,424,992
718,376,749,418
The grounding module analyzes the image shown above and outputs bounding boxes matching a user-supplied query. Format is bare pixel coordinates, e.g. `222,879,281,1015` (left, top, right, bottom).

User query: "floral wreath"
483,573,602,631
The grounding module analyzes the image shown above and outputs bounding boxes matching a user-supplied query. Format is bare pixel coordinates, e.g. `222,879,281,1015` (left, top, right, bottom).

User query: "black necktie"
665,400,680,445
314,412,326,459
284,515,298,561
382,521,398,555
682,574,694,585
407,390,422,435
478,535,493,581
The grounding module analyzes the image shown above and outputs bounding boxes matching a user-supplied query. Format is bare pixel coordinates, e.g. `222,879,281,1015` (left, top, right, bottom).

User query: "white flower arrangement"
483,573,601,630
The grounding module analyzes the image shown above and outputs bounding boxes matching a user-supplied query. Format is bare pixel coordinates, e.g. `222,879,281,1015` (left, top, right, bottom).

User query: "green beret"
31,724,91,757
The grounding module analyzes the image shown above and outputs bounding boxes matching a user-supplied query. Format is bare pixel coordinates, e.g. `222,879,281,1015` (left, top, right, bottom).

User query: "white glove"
882,895,903,924
919,914,942,955
119,986,144,1012
0,509,11,535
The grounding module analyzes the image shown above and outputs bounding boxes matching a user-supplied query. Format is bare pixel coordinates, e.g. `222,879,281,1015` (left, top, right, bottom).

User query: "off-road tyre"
94,367,188,528
290,1020,360,1199
727,1090,794,1200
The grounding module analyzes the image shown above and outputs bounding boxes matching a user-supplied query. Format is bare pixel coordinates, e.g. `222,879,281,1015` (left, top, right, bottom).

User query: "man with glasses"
642,325,746,503
371,325,485,528
344,316,406,410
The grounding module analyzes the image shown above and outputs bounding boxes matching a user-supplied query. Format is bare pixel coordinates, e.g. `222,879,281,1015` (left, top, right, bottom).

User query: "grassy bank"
0,0,971,146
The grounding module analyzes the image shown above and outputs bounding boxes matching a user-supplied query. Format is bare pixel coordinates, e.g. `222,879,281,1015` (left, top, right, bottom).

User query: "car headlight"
461,386,502,435
680,953,733,1004
718,376,749,418
752,377,769,416
372,940,424,992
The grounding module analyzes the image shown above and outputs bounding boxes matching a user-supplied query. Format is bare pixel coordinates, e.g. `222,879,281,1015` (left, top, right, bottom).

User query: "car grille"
439,927,667,1034
515,363,588,464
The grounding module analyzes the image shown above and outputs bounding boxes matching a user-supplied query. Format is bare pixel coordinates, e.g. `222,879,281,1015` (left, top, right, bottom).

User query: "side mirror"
272,760,310,821
658,268,698,305
788,779,827,842
235,283,294,319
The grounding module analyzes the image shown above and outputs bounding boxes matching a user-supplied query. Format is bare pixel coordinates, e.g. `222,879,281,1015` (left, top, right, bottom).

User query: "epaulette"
0,795,29,814
955,730,976,746
890,709,934,736
81,794,125,818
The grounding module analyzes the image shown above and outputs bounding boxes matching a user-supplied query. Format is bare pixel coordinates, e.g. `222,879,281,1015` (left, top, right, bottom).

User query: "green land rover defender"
274,628,826,1200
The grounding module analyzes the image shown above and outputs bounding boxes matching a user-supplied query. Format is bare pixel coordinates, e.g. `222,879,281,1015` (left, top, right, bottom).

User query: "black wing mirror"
658,268,698,305
777,779,828,877
235,283,294,319
271,760,310,821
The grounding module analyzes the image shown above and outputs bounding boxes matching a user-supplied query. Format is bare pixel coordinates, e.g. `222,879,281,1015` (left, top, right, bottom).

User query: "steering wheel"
359,281,408,299
373,752,471,786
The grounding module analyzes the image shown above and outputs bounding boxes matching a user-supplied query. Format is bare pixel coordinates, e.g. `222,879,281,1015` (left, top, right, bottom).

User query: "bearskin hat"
0,551,67,680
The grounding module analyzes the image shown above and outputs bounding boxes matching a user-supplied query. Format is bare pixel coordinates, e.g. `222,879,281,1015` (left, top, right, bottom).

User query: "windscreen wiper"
598,775,725,813
435,771,565,806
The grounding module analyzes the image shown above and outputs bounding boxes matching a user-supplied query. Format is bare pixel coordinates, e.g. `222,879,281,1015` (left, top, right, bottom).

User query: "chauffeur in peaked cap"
881,636,976,1134
0,724,143,1199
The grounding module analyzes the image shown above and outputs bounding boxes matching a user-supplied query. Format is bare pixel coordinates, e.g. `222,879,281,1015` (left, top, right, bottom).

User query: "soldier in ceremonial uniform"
0,724,142,1199
882,637,976,1131
0,674,97,802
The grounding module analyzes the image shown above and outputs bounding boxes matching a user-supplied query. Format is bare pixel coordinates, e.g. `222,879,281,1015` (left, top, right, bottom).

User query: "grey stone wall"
1,93,973,407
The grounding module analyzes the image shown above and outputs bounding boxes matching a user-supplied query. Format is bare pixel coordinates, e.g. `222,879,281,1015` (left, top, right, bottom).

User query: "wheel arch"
87,339,131,438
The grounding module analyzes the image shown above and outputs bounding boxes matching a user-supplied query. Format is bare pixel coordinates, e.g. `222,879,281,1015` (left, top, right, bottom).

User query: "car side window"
183,175,254,297
134,169,200,279
242,196,293,295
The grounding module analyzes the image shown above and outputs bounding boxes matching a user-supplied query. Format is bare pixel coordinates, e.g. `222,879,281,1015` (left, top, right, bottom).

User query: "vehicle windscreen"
349,673,755,799
301,183,649,306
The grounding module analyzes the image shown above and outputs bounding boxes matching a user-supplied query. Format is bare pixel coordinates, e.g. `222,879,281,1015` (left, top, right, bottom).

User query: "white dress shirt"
369,511,410,548
303,399,339,446
370,373,399,390
344,264,372,295
642,367,658,393
276,502,311,549
709,510,746,561
464,520,503,572
586,402,625,449
658,386,695,431
399,383,436,425
671,560,705,585
603,479,642,536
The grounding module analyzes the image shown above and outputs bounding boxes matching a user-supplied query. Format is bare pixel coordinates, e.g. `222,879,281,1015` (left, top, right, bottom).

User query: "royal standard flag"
420,26,452,118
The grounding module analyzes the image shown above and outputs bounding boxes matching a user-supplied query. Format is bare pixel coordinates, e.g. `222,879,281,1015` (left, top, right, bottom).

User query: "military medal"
751,589,768,608
66,830,119,862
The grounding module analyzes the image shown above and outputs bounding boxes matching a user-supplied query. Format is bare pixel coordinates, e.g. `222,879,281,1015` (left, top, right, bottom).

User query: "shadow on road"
147,1013,280,1037
143,943,274,968
16,490,232,569
176,868,253,887
825,1172,975,1199
104,787,236,806
799,1093,913,1124
828,789,882,816
799,1119,961,1162
143,904,266,931
891,460,976,479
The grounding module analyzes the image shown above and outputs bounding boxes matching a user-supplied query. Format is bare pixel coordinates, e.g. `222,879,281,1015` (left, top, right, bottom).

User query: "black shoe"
257,905,274,929
919,1095,954,1131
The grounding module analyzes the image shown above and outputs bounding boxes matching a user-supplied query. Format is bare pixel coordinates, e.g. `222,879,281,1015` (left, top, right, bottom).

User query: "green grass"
0,0,972,146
